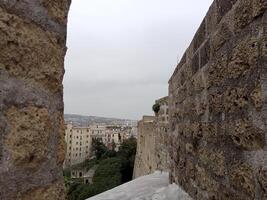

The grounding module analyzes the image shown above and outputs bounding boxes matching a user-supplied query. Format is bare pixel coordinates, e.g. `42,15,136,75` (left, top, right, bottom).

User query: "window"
76,153,78,157
76,142,78,145
69,141,71,144
70,134,72,138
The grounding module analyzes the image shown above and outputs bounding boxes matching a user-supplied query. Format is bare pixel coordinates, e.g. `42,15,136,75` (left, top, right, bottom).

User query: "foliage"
152,103,161,113
92,138,117,160
92,138,108,160
72,159,98,171
93,157,122,187
117,137,137,183
63,168,71,178
66,138,137,200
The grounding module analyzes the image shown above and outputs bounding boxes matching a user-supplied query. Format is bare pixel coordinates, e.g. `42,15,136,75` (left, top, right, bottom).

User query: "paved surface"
87,172,192,200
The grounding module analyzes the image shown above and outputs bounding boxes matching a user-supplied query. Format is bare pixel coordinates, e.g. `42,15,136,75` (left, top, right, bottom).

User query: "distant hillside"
64,114,137,127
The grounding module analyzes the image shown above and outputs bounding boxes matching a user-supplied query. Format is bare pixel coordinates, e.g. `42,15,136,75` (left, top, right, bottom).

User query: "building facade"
64,124,92,168
64,123,137,168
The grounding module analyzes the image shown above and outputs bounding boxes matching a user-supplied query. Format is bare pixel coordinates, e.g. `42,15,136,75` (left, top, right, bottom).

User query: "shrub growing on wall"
152,103,160,114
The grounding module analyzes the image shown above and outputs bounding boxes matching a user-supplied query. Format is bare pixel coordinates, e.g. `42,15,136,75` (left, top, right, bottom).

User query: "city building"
64,123,137,168
64,123,92,168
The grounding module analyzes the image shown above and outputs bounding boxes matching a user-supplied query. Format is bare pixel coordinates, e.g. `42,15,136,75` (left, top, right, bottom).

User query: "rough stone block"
207,53,228,88
211,22,232,51
224,87,248,113
208,89,224,114
251,83,263,110
234,0,253,32
0,8,65,93
4,106,51,167
20,181,65,200
193,20,206,52
228,118,266,150
252,0,267,18
199,148,226,177
229,163,256,198
195,165,219,194
216,0,238,22
258,166,267,199
228,34,259,79
42,0,70,24
200,40,211,68
191,52,200,74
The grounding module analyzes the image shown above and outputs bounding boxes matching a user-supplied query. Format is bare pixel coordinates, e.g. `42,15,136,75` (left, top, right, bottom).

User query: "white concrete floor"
87,172,192,200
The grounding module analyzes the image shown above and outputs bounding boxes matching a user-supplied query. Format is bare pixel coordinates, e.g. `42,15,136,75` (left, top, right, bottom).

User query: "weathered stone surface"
169,0,267,199
0,0,70,199
0,7,66,93
134,97,170,178
5,106,52,167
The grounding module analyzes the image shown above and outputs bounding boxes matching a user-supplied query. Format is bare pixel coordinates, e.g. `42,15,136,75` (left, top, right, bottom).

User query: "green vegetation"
152,103,160,114
66,138,137,200
71,159,98,171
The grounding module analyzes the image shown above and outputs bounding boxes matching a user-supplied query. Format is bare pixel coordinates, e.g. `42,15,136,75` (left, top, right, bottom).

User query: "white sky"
64,0,214,120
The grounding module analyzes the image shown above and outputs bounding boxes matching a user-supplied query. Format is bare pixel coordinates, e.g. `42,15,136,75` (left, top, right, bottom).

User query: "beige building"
90,124,106,142
64,123,137,168
105,126,136,151
105,126,122,150
64,123,92,168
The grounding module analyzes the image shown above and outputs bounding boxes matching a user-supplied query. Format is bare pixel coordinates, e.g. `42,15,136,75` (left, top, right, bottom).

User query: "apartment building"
64,123,137,168
64,123,92,168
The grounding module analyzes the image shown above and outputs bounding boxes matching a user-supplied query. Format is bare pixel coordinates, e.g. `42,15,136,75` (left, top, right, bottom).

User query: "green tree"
118,137,137,183
91,138,108,160
152,103,160,114
66,138,137,199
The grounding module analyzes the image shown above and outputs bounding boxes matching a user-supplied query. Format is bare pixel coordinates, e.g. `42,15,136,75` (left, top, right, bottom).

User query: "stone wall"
168,0,267,199
155,97,170,172
134,98,170,178
133,116,157,178
0,1,71,199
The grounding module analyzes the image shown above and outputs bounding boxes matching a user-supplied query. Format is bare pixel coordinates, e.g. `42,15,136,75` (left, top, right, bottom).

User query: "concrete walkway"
87,172,192,200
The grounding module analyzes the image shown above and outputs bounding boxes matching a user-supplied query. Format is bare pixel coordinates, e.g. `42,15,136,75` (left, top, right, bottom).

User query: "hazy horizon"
64,0,213,120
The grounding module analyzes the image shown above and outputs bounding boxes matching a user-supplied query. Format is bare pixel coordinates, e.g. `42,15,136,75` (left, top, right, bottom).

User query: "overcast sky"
64,0,213,120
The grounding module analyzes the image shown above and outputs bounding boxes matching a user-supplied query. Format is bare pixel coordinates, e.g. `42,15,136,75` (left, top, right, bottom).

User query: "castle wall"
155,97,170,172
168,0,267,199
0,1,71,199
134,98,170,178
133,116,157,178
